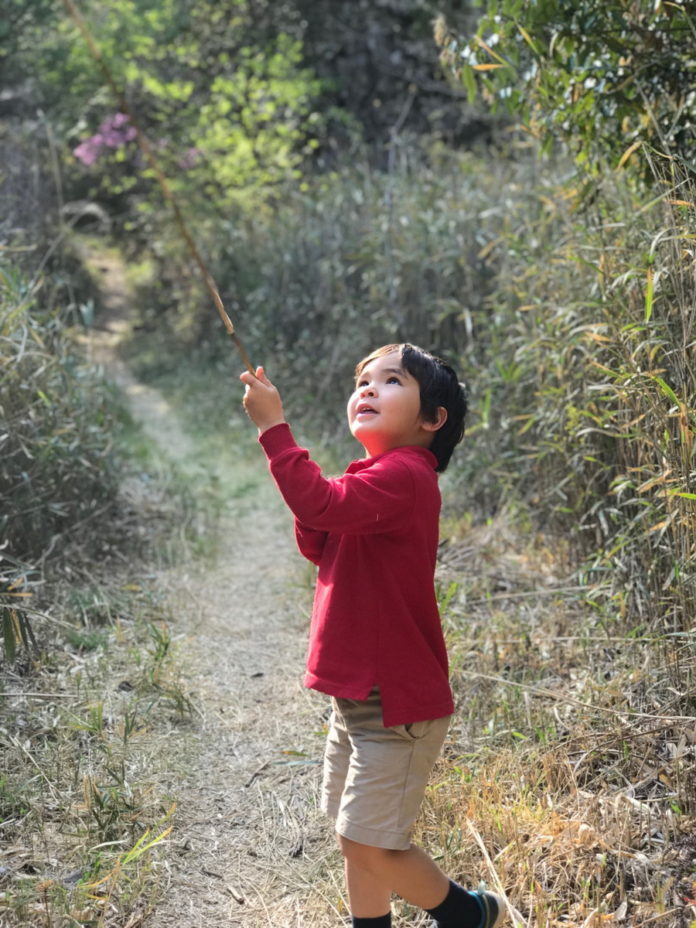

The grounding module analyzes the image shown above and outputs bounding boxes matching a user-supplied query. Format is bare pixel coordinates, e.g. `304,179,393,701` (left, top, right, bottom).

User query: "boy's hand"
240,366,286,433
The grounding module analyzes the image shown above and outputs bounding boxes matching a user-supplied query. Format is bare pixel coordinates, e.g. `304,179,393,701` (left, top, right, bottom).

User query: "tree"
7,0,324,213
437,0,696,172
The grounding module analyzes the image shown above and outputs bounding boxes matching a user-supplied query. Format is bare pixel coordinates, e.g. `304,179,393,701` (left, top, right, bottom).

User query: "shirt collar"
346,445,438,473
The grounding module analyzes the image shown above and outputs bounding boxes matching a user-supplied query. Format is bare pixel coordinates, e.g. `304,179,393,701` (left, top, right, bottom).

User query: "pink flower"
73,138,102,166
73,113,137,165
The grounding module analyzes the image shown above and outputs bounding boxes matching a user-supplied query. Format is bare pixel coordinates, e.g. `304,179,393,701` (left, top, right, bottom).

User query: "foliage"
0,0,58,82
466,161,696,646
10,0,324,220
189,141,504,437
0,259,119,661
437,0,696,171
0,263,119,567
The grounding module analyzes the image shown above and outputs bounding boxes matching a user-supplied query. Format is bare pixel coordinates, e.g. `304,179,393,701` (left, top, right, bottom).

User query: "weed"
65,627,109,651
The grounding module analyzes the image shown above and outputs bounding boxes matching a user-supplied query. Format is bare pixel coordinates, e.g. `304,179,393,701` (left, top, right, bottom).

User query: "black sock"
426,880,485,927
351,915,391,928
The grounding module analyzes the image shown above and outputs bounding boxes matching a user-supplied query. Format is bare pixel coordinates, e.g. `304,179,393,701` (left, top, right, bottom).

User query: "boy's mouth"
356,403,378,416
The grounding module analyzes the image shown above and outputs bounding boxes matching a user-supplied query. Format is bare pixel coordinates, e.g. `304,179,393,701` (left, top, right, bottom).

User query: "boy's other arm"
240,366,286,434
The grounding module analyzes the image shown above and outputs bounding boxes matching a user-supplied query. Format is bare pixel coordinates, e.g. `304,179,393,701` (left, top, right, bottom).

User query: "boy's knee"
337,834,401,872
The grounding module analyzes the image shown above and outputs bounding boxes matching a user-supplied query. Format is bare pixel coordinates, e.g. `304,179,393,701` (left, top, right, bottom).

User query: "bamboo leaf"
475,35,514,70
122,825,173,864
616,140,641,170
2,609,16,662
516,23,540,55
462,63,477,103
652,376,679,407
644,268,654,322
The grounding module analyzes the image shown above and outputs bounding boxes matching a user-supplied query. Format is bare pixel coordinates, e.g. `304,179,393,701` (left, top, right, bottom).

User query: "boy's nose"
359,384,376,397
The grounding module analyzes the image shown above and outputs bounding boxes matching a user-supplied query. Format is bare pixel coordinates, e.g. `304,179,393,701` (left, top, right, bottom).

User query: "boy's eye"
386,376,401,384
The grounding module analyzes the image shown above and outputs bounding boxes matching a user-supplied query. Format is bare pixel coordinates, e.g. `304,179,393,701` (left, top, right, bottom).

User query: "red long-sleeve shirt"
259,423,454,727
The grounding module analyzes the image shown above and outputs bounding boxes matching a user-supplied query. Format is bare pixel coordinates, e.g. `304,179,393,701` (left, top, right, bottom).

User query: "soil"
83,244,344,928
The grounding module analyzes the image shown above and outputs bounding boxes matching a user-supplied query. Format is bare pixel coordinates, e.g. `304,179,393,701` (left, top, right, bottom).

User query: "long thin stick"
59,0,255,374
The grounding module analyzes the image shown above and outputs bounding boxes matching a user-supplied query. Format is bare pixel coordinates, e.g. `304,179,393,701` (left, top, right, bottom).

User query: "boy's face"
347,350,444,458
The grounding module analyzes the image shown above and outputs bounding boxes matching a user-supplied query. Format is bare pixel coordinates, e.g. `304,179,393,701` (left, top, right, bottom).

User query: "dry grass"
203,506,694,927
0,573,196,927
412,512,696,927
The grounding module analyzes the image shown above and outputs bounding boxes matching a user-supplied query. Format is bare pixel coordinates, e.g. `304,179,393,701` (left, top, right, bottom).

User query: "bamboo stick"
59,0,255,374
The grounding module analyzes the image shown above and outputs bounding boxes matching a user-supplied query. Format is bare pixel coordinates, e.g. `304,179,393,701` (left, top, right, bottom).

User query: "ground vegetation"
1,0,695,924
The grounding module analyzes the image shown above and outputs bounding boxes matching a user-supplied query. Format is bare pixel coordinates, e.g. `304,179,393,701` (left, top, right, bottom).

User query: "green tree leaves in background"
438,0,696,171
11,0,324,215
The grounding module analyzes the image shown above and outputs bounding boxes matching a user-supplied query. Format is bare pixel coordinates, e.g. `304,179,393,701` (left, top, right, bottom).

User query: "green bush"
0,262,119,564
203,142,512,433
439,0,696,173
475,161,695,645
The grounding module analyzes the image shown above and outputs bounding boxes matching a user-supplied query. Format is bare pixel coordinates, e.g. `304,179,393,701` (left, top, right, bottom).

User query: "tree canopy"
438,0,696,171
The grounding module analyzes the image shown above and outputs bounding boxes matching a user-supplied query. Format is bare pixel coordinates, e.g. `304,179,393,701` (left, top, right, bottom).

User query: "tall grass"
479,160,695,652
0,261,119,565
148,140,508,438
1,249,199,925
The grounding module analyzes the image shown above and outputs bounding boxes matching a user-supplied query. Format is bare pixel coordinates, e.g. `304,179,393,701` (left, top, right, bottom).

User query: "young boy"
240,343,503,928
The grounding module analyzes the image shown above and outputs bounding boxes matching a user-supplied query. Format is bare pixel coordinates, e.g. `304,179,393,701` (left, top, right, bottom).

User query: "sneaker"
472,889,504,927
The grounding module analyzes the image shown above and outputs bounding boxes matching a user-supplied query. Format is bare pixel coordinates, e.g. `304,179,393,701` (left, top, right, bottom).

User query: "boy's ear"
422,406,448,432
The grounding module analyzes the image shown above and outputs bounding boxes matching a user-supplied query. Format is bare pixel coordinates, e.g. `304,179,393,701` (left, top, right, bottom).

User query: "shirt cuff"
258,422,297,458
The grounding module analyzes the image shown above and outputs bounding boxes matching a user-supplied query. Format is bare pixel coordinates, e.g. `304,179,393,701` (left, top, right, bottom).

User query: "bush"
476,160,696,647
202,141,513,436
0,262,119,564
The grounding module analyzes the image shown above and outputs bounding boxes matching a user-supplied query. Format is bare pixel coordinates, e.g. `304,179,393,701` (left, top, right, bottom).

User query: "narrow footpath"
85,243,345,928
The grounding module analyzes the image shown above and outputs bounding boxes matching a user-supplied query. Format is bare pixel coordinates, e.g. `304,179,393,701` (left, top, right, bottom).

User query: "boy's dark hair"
355,343,467,472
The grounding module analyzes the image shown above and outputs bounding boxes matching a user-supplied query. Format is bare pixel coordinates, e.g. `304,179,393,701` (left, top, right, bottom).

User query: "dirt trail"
85,246,341,927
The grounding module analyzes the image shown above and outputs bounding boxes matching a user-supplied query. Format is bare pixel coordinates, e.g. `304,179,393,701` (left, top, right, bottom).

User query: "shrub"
0,262,119,564
204,141,512,435
477,161,696,646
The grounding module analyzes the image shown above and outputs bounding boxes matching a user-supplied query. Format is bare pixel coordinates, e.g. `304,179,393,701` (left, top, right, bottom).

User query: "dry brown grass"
0,576,195,927
413,512,696,927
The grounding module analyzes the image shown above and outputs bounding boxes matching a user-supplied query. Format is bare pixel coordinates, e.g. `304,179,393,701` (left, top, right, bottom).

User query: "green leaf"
462,63,478,104
653,376,679,407
644,268,654,322
2,609,16,662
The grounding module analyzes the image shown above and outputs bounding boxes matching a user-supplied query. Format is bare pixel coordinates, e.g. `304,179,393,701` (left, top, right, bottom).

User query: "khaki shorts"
320,689,451,850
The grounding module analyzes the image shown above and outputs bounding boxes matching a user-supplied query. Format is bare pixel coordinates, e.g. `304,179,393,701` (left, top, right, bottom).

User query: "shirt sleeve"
259,423,416,535
294,520,328,565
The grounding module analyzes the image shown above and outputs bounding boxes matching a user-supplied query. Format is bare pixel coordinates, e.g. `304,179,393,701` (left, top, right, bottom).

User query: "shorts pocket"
392,720,432,741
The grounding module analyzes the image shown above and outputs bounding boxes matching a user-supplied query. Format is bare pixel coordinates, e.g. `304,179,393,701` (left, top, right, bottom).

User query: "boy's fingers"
240,367,271,385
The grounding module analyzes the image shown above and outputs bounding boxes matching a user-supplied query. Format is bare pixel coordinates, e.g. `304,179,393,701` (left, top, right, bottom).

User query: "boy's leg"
343,852,391,919
341,838,448,914
340,837,502,927
324,695,503,925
